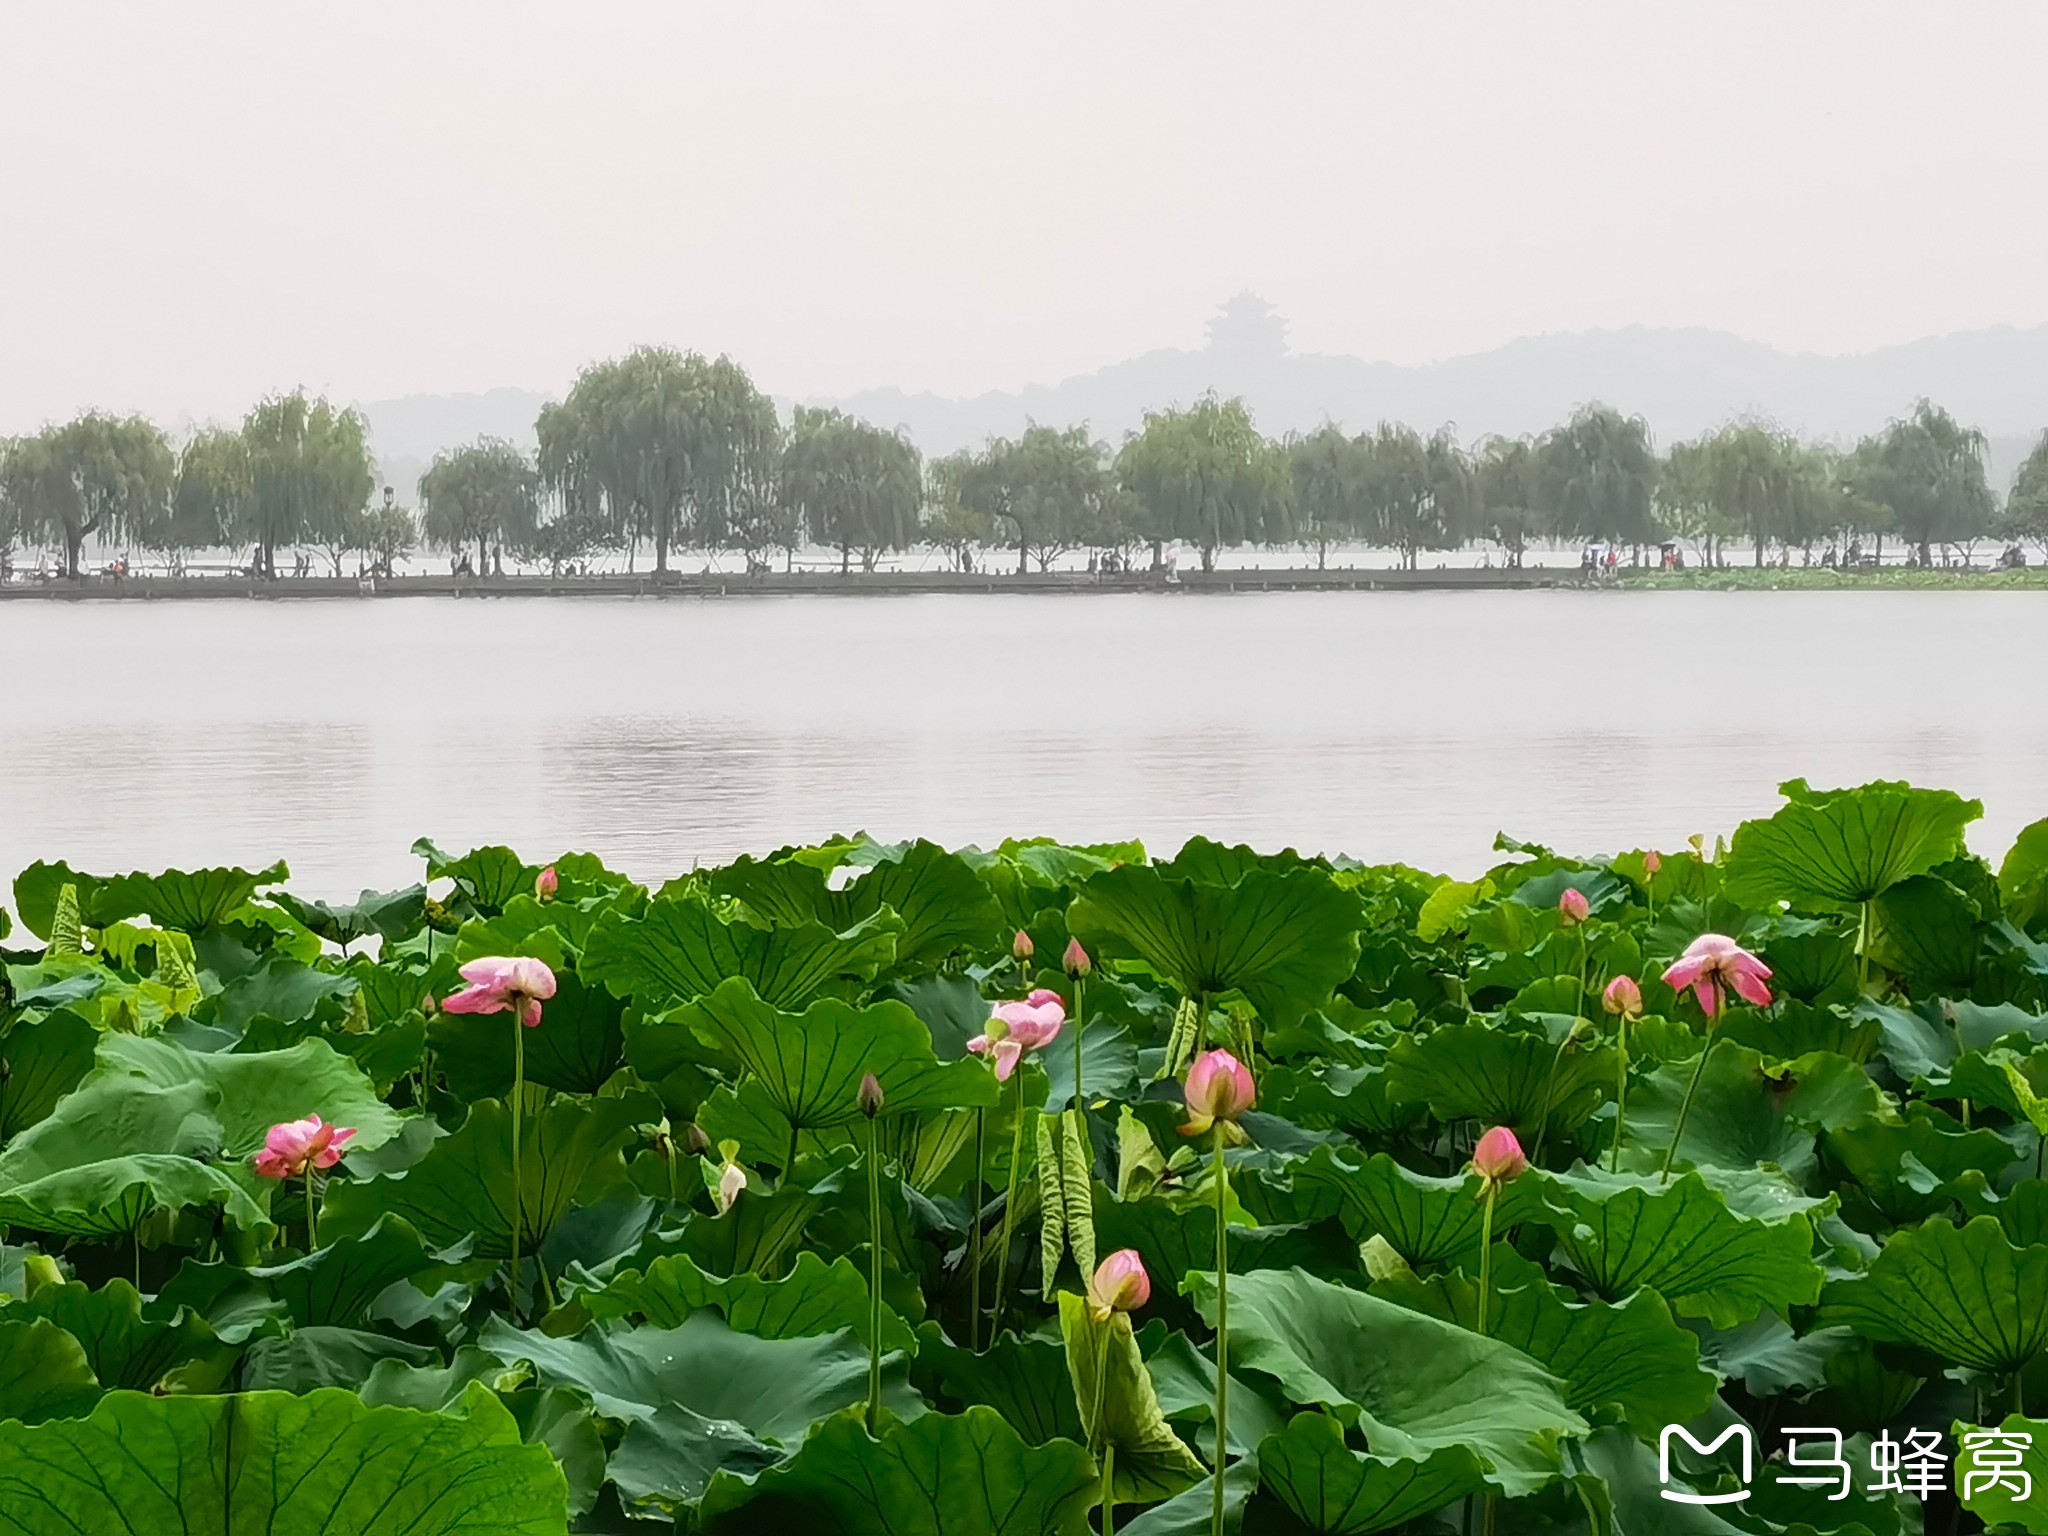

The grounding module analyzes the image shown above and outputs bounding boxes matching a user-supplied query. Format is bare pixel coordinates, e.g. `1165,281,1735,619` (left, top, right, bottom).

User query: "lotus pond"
3,780,2048,1534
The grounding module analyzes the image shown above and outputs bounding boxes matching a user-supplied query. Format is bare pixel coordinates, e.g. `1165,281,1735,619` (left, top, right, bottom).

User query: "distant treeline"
5,347,2046,579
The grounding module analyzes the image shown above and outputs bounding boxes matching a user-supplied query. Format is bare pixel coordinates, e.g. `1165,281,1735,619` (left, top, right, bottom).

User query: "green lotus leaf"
268,885,426,946
606,1402,786,1517
583,1248,915,1352
672,978,998,1132
1872,874,1986,993
1385,1016,1616,1144
0,1382,565,1533
713,838,1001,973
1818,1215,2048,1375
1287,1148,1546,1269
1093,1193,1354,1319
915,1326,1082,1445
412,839,538,915
2000,818,2048,937
427,968,624,1097
1255,1411,1484,1535
326,1092,653,1258
1142,1329,1292,1460
1058,1293,1205,1505
12,859,289,940
1757,923,1861,1007
478,1310,916,1435
1534,1168,1828,1328
1041,1020,1140,1114
1116,1459,1261,1536
1935,1043,2048,1135
1068,862,1362,1028
202,958,356,1032
1257,1060,1419,1138
695,1404,1098,1536
1715,998,1879,1063
1616,1041,1886,1180
1721,778,1982,910
0,1317,101,1424
1825,1104,2017,1228
1184,1267,1588,1497
242,1325,439,1391
1952,1412,2048,1533
0,1009,98,1141
582,891,900,1010
1572,1422,1904,1536
1372,1247,1716,1432
1,1279,232,1394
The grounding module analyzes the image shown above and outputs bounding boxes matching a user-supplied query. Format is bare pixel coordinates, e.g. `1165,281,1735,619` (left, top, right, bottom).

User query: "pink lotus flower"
1662,934,1772,1019
444,956,558,1029
1063,938,1092,978
1471,1125,1527,1187
1087,1248,1151,1322
1180,1048,1255,1138
1558,888,1590,925
1643,850,1662,876
535,866,558,901
1602,975,1643,1020
1012,929,1035,961
858,1071,885,1119
968,989,1066,1082
254,1115,356,1179
714,1160,747,1213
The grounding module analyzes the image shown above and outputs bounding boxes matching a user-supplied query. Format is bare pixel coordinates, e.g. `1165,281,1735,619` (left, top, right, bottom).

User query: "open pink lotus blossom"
968,989,1066,1082
1662,934,1772,1019
254,1115,356,1179
1602,975,1644,1020
1180,1048,1255,1138
535,866,559,900
1471,1125,1527,1187
1087,1248,1151,1321
1558,888,1590,925
444,956,557,1029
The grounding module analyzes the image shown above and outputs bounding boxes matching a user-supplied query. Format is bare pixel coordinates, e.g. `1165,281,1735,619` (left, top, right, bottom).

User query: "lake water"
3,590,2043,900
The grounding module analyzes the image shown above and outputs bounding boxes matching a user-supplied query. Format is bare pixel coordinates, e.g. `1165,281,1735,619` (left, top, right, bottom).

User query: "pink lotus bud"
535,865,559,901
714,1160,747,1213
684,1121,710,1155
1179,1048,1255,1138
858,1071,885,1120
1558,888,1590,926
1471,1125,1527,1186
1063,938,1092,979
254,1115,357,1179
443,955,557,1029
1012,929,1034,961
1087,1248,1151,1321
1643,850,1662,876
420,991,437,1016
1602,975,1643,1020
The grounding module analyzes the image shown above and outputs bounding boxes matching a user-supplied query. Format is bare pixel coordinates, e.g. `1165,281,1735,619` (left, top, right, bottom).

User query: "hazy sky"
6,1,2046,431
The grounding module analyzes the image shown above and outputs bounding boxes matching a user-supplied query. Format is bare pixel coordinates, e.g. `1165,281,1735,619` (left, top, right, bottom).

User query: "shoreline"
1,564,2042,601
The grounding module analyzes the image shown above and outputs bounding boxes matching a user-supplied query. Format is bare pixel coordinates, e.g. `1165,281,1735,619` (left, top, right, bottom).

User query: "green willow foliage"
4,782,2048,1532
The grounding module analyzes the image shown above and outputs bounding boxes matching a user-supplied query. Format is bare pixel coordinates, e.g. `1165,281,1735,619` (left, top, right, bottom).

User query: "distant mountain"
354,299,2048,495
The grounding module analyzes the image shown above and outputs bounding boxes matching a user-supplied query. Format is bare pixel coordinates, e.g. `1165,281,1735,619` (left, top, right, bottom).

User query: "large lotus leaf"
1935,1043,2048,1136
582,1248,915,1352
258,1215,451,1329
427,968,624,1097
1384,1017,1616,1144
0,1382,565,1533
1093,1193,1354,1317
1756,919,1861,1007
1534,1168,1828,1328
0,1077,265,1237
94,1033,403,1158
326,1092,652,1258
412,839,538,915
1184,1267,1587,1497
1067,862,1362,1028
1616,1041,1886,1180
661,1177,821,1281
269,885,426,946
242,1326,440,1392
2,1279,232,1394
1257,1060,1418,1139
1117,1460,1261,1536
1721,778,1982,909
673,978,997,1131
696,1403,1098,1536
0,1009,98,1140
1872,874,1986,993
1139,1330,1292,1461
1716,998,1880,1064
1287,1148,1546,1269
606,1403,787,1517
2001,818,2048,936
1372,1247,1715,1433
1041,1021,1141,1114
712,839,1001,973
1953,1412,2048,1533
1256,1412,1484,1535
12,859,289,940
1825,1105,2018,1228
203,958,356,1033
0,1317,101,1424
1818,1216,2048,1375
1058,1293,1205,1505
582,891,900,1010
478,1310,917,1436
915,1326,1083,1445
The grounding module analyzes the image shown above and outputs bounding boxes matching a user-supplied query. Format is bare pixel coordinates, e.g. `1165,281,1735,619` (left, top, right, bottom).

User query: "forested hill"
357,309,2048,493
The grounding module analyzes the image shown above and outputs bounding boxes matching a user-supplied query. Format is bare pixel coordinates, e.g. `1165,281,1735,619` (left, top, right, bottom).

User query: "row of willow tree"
6,346,2048,578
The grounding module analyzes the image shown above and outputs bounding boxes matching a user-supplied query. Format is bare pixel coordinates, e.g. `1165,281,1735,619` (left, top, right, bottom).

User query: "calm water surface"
3,591,2043,898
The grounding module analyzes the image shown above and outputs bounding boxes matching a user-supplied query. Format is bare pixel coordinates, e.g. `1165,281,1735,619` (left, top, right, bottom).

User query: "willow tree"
954,424,1116,574
1848,400,1995,566
1474,435,1540,568
781,408,921,573
536,348,780,574
1361,424,1473,571
238,392,374,577
1116,397,1290,572
1669,422,1831,565
2002,430,2048,558
167,428,252,561
0,413,174,576
418,439,540,573
1533,404,1660,550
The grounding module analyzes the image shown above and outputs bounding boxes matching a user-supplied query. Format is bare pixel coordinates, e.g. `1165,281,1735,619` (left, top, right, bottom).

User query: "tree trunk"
66,533,83,579
1018,538,1028,578
478,536,488,576
840,543,850,575
1200,544,1215,573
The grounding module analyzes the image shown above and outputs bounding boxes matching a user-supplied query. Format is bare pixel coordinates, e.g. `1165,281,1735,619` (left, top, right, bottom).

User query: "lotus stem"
1608,1013,1630,1175
1528,1028,1575,1165
1073,974,1086,1112
304,1168,317,1253
992,1073,1027,1330
510,1009,525,1312
1859,899,1874,993
1101,1441,1117,1536
1659,1033,1718,1185
969,1107,986,1351
1090,1320,1115,1530
866,1114,884,1434
1476,1183,1498,1335
1211,1124,1230,1536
